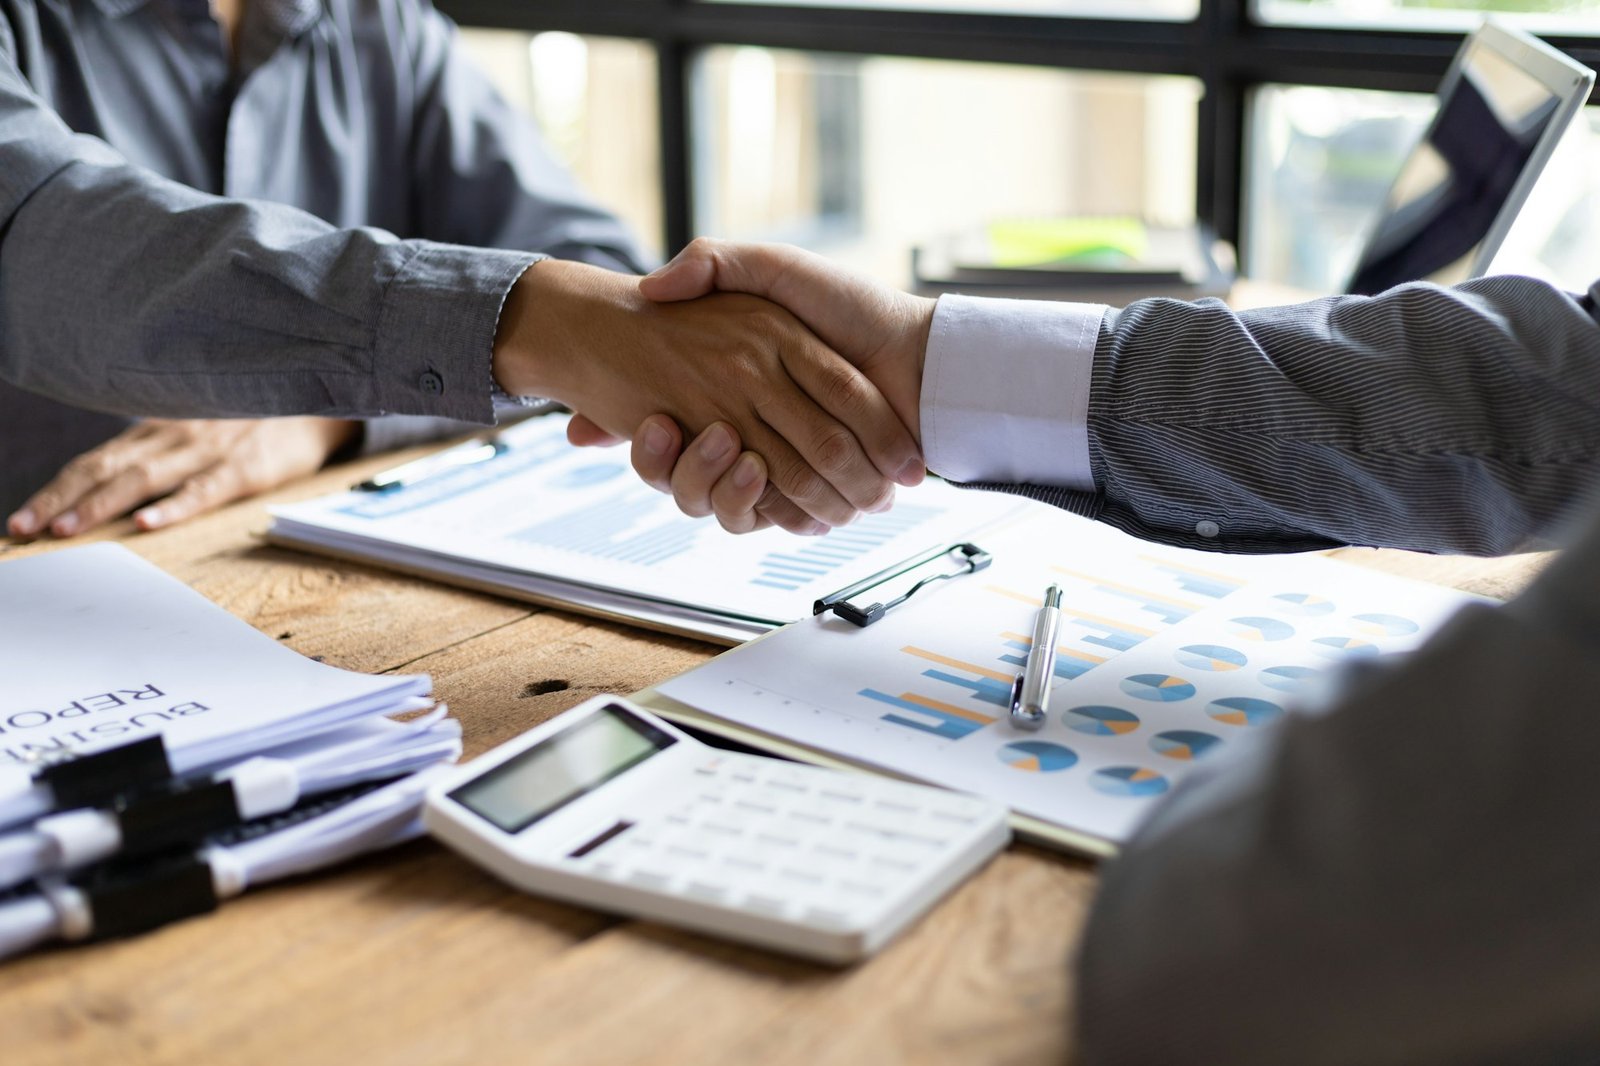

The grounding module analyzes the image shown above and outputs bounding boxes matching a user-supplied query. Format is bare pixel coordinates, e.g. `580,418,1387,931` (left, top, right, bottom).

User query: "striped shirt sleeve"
953,276,1600,556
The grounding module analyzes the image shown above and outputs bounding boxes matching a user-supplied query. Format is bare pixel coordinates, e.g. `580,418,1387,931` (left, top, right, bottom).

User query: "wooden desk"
0,445,1549,1066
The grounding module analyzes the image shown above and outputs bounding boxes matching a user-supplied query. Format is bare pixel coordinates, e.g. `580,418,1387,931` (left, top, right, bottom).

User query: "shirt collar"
87,0,324,39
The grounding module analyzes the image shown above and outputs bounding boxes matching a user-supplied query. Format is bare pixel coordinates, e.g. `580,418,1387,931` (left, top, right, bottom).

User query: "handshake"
492,239,937,537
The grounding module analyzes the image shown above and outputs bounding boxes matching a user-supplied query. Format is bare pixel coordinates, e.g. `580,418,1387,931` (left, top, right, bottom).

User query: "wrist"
493,259,584,400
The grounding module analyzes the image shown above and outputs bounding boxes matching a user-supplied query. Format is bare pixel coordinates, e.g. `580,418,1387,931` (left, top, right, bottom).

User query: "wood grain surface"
0,445,1547,1066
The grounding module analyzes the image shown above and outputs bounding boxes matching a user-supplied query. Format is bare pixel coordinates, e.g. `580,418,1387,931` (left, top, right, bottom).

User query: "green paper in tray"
984,216,1149,268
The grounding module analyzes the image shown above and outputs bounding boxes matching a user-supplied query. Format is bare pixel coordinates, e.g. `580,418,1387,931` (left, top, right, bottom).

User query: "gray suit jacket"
971,274,1600,557
1049,278,1600,1064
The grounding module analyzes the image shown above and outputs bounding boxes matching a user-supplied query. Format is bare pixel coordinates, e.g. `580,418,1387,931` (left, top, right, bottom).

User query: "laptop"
1345,20,1595,295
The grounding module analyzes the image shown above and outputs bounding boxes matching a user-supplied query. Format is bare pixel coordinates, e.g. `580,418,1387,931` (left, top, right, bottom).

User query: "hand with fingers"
6,417,357,538
491,256,925,535
563,239,935,534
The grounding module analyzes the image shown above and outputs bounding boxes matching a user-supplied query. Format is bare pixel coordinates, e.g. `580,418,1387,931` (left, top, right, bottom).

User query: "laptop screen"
1346,29,1586,296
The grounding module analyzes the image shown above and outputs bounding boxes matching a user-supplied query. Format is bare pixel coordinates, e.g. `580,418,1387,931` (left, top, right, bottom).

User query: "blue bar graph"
510,491,699,566
921,669,1014,707
999,637,1100,681
1067,613,1153,653
1145,558,1246,600
751,504,941,592
859,689,994,740
1052,567,1200,624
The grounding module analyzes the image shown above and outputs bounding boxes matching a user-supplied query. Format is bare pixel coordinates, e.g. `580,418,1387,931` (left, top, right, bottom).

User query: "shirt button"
1195,520,1220,539
418,371,444,396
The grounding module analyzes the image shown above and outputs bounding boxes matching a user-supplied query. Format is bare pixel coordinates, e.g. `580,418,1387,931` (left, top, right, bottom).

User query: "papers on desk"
268,413,1030,643
0,544,461,959
649,508,1484,854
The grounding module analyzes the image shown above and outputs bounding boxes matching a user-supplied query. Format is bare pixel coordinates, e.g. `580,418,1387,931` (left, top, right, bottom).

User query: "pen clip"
354,435,507,493
813,542,992,628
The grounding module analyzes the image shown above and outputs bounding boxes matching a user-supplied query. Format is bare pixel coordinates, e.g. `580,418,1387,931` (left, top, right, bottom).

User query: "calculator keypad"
563,754,999,928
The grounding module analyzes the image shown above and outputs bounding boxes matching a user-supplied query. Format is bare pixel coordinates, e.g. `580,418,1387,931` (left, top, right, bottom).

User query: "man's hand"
6,417,357,538
492,256,923,533
565,240,935,533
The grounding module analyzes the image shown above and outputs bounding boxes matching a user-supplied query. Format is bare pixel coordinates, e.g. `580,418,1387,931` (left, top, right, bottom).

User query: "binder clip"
813,542,992,628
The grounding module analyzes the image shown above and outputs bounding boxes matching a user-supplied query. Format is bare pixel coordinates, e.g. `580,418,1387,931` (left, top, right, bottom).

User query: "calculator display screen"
449,705,676,833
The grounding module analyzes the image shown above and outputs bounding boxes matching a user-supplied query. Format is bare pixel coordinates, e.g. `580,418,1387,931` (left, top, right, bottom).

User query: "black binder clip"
32,735,175,810
813,542,992,628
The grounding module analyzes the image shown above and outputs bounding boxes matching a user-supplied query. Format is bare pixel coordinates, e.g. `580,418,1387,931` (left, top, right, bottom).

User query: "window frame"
436,0,1600,270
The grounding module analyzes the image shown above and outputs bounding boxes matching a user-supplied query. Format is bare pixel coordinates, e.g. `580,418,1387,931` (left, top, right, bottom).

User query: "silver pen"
1008,584,1063,730
355,436,507,493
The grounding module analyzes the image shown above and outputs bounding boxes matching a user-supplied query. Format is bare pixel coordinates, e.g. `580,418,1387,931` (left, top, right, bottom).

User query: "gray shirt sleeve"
962,276,1600,556
1076,497,1600,1066
0,45,534,426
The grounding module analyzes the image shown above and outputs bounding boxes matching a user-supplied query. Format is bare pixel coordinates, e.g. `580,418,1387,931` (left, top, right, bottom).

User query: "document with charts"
652,508,1485,852
269,414,1029,643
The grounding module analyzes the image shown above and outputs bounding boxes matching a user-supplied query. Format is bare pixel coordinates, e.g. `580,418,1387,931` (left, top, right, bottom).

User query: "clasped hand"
494,256,928,534
563,240,934,535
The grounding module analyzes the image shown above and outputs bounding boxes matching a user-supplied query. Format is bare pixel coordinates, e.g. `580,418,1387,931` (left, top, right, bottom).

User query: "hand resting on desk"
7,416,357,538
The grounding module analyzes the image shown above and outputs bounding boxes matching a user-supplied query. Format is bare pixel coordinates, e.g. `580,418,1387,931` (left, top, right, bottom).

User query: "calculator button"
776,867,825,887
627,869,673,890
741,894,793,919
801,906,857,931
683,880,730,903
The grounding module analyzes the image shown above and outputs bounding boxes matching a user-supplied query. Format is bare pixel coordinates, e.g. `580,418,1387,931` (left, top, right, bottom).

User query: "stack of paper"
268,413,1030,644
0,545,460,958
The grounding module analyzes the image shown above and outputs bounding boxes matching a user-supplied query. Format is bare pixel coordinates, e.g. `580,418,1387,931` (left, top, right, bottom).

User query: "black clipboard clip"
813,542,992,628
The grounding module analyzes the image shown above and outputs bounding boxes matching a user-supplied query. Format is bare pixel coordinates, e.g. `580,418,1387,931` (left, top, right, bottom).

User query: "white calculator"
424,695,1010,964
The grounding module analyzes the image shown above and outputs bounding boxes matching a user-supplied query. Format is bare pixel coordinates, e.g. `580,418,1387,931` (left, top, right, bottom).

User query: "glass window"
703,0,1198,17
1491,105,1600,291
1256,0,1600,33
692,47,1200,285
1245,84,1435,293
455,30,664,257
1246,85,1600,294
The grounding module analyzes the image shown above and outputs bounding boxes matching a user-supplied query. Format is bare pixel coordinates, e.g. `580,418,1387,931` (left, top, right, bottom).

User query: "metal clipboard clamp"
812,542,992,628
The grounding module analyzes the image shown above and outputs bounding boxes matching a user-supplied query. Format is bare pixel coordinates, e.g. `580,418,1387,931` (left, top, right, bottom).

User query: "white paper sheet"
269,414,1029,638
1,544,430,822
658,509,1485,846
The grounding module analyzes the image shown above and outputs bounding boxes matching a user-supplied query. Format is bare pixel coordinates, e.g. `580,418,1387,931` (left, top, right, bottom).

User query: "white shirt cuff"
920,293,1107,490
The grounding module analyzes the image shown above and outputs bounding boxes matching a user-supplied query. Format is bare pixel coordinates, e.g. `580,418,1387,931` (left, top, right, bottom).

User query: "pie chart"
1090,766,1170,798
1228,616,1295,642
1120,674,1196,702
1273,592,1335,616
1064,705,1141,736
1259,665,1318,693
1311,635,1378,660
997,741,1078,773
1150,730,1222,761
1351,613,1420,637
1206,696,1284,727
1175,644,1247,672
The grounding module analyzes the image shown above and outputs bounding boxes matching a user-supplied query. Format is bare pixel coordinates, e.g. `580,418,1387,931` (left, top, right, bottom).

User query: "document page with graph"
268,414,1028,641
654,508,1483,848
